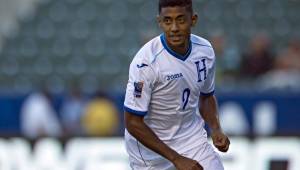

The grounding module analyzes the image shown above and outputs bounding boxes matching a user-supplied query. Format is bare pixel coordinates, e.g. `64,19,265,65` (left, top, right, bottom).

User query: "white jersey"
124,34,216,165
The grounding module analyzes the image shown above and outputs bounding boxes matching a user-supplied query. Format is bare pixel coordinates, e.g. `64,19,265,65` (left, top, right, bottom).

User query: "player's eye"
163,18,172,24
177,17,185,24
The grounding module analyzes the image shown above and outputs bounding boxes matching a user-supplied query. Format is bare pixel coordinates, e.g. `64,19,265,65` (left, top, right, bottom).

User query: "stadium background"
0,0,300,169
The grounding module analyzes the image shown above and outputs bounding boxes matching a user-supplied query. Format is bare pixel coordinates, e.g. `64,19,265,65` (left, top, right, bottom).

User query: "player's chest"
156,56,209,91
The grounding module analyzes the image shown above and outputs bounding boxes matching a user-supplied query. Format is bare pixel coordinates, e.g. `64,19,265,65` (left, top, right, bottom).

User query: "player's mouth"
169,35,183,42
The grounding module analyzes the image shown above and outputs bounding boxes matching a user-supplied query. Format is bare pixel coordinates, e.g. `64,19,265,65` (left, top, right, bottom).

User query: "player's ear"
191,13,198,27
157,15,162,28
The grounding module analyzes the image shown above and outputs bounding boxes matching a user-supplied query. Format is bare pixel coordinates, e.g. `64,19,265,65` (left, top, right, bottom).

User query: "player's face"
158,6,197,49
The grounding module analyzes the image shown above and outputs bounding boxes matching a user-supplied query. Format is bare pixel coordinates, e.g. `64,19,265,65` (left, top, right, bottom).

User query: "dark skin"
125,6,230,170
157,6,197,55
200,95,230,153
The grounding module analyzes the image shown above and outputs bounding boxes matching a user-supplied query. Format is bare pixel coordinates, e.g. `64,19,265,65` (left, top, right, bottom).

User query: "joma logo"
166,73,183,81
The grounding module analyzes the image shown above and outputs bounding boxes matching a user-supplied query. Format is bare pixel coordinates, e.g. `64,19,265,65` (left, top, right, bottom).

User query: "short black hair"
158,0,193,14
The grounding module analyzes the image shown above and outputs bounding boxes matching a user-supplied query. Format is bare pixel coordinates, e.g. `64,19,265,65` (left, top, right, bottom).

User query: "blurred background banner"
0,0,300,169
0,137,300,170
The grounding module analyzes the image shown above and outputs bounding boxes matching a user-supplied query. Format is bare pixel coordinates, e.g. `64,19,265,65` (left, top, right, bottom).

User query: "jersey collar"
160,34,192,61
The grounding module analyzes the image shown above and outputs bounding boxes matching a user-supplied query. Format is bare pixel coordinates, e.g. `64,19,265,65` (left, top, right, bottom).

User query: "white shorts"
127,141,224,170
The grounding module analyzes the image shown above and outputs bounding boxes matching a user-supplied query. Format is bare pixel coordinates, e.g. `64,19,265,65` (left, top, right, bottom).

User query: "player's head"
158,0,193,14
157,0,197,48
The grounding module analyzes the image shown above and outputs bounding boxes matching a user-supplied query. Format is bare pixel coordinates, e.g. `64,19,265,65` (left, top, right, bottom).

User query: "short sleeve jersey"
124,34,216,154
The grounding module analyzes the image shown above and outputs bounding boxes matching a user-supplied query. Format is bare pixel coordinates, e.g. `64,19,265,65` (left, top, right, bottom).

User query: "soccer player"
124,0,230,169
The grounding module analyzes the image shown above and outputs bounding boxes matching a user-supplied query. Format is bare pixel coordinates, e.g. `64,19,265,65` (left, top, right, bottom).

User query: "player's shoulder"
190,34,213,48
131,35,163,66
191,34,215,58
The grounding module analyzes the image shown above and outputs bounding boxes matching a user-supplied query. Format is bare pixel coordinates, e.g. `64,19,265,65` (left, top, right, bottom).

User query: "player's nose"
170,22,179,32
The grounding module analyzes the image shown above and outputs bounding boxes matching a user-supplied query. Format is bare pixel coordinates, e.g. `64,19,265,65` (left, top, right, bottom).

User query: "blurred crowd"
0,0,298,142
210,32,300,92
18,32,300,139
20,86,122,139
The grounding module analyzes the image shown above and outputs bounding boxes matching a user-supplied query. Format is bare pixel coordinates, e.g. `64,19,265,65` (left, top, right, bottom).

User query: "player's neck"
165,38,191,57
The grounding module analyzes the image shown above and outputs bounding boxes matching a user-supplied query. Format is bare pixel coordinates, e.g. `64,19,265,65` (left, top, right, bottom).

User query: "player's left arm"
199,94,230,152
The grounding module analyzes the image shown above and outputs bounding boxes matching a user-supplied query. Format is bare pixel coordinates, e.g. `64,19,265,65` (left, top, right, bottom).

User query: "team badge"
134,82,144,98
195,59,207,82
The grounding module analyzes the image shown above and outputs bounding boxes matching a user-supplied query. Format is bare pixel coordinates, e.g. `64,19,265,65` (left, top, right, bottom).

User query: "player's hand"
173,155,203,170
211,129,230,152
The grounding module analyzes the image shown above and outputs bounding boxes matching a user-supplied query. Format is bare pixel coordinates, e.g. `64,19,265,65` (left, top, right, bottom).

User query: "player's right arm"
125,112,179,163
125,111,203,170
